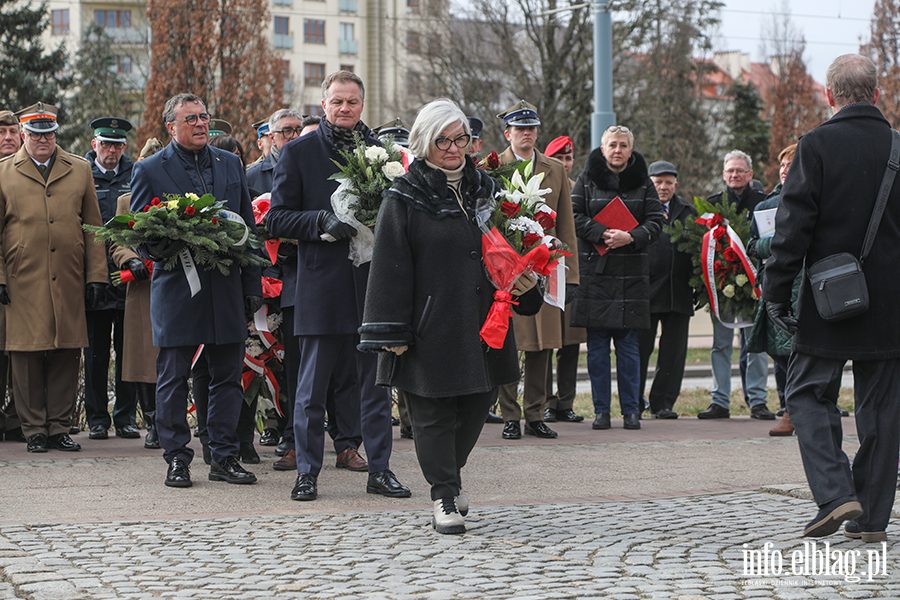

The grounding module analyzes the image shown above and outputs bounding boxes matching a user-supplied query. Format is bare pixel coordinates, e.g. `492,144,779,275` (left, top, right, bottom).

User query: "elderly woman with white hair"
359,98,542,534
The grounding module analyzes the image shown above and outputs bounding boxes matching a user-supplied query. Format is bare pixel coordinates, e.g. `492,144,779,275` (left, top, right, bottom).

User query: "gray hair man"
246,108,305,194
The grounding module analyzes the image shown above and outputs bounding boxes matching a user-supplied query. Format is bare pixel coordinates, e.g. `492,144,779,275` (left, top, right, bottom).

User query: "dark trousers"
638,312,691,413
293,334,392,476
194,348,260,447
406,389,495,500
498,349,552,422
0,354,19,433
279,306,298,445
157,343,243,464
787,352,900,531
545,344,579,412
83,309,137,429
772,354,789,409
10,349,80,438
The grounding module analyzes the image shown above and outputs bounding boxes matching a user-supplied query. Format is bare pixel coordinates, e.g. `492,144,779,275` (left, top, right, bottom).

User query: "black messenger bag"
806,129,900,322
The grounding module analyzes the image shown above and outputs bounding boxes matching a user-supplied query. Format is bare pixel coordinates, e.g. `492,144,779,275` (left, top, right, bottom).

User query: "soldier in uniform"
467,117,483,156
0,110,22,443
0,103,108,453
495,100,580,439
83,117,141,442
374,118,410,147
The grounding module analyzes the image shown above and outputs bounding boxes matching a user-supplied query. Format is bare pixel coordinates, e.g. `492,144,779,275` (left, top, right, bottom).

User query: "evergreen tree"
0,0,69,113
728,80,769,184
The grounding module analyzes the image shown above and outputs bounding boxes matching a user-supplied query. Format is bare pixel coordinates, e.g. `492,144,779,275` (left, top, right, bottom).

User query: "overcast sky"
713,0,874,83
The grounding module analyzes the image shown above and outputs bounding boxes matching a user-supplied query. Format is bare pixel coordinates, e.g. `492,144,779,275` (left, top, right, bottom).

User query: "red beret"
545,135,573,158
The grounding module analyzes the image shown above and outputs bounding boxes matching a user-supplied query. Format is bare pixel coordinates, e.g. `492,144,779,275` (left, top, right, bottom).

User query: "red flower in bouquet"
501,202,520,218
485,151,500,170
710,213,724,226
713,226,727,241
151,197,160,206
523,232,542,249
713,260,725,274
535,210,555,230
723,247,739,262
185,206,195,216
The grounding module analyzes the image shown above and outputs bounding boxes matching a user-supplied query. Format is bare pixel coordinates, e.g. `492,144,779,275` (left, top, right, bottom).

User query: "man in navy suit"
130,93,263,488
267,71,410,501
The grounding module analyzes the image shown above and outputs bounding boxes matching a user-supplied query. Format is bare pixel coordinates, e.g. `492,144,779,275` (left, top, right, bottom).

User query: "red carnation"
523,232,542,248
487,151,500,170
212,217,218,225
723,247,738,262
143,206,150,212
535,211,555,230
710,213,724,226
128,220,135,228
501,202,520,218
185,206,196,216
151,197,160,206
712,226,727,241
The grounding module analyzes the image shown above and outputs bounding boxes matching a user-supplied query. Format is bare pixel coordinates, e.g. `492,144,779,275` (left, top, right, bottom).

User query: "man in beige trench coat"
495,100,580,440
0,103,107,453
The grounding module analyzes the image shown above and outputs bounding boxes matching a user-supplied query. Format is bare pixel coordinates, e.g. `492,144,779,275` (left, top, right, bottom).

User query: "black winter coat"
87,150,133,311
359,156,542,398
570,149,664,330
763,103,900,360
649,194,697,315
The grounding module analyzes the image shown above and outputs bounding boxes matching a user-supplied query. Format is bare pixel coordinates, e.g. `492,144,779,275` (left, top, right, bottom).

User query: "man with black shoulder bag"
763,54,900,543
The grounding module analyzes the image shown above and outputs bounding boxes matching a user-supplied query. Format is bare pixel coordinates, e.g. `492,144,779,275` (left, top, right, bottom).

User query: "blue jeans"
586,328,641,415
710,317,768,408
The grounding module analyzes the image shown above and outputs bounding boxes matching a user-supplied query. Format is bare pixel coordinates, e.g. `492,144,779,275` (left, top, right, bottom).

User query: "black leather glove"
316,210,357,241
244,295,264,318
85,282,107,309
564,283,579,304
123,258,150,281
766,301,799,335
0,284,9,305
144,238,187,261
278,242,298,257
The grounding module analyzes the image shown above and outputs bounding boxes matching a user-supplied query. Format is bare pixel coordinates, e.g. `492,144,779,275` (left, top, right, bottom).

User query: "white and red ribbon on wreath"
242,344,284,417
696,213,759,329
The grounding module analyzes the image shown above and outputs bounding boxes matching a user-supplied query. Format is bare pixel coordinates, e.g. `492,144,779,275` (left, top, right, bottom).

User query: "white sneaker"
432,498,465,534
455,489,469,516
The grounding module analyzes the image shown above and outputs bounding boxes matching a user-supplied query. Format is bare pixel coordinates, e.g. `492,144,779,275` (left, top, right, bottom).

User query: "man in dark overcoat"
764,54,900,540
267,70,410,502
246,108,304,194
83,117,139,441
638,161,697,419
130,93,263,488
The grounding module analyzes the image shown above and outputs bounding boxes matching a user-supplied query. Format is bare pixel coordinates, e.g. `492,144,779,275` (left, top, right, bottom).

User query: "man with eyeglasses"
0,102,108,453
130,93,263,488
268,70,410,502
495,100,581,440
698,149,773,421
246,109,305,194
81,117,144,445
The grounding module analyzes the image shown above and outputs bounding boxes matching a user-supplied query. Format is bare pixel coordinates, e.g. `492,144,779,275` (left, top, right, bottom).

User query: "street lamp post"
591,0,616,148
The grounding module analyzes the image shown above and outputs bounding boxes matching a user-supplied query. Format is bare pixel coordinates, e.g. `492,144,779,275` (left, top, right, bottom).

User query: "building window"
339,23,357,55
406,70,421,97
304,19,325,44
407,0,419,13
95,10,131,28
304,62,326,86
274,0,292,6
304,104,325,117
406,31,421,54
428,34,441,56
117,56,132,74
51,9,69,35
274,16,292,49
340,64,354,73
428,0,444,15
282,60,293,94
338,0,357,12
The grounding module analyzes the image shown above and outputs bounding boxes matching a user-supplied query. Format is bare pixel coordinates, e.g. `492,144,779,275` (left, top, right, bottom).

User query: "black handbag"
806,129,900,322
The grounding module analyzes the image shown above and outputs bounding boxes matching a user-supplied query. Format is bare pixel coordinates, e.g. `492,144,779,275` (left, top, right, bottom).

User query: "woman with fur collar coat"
570,126,664,431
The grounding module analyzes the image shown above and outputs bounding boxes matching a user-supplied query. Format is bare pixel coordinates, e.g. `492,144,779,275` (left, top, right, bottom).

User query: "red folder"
592,196,638,255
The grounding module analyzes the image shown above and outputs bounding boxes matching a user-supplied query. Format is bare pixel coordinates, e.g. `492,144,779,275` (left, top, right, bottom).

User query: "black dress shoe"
258,428,279,446
524,421,558,438
399,426,413,439
165,457,192,488
209,456,257,484
115,424,141,439
543,408,557,423
651,408,678,419
48,433,81,451
291,473,317,501
840,408,850,417
556,409,584,423
485,411,504,424
69,426,80,435
391,416,400,426
275,439,292,456
202,444,212,465
623,414,641,430
367,469,411,497
698,404,730,419
592,414,611,430
144,425,160,449
239,442,260,464
502,420,521,439
88,425,109,440
750,404,776,420
26,433,49,453
776,408,786,417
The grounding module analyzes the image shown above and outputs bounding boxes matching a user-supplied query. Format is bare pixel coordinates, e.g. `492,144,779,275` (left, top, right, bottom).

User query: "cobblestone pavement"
1,489,899,600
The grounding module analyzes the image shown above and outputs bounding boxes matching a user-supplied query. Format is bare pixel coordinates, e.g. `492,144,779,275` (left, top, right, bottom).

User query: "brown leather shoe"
273,449,296,471
769,412,794,436
335,447,368,471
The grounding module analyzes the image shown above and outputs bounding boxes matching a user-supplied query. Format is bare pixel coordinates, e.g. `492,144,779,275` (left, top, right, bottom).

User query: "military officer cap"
374,117,410,147
497,100,540,128
468,117,483,139
15,102,59,133
209,119,232,137
91,117,133,143
252,118,270,138
0,111,18,126
648,160,678,178
545,135,573,157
